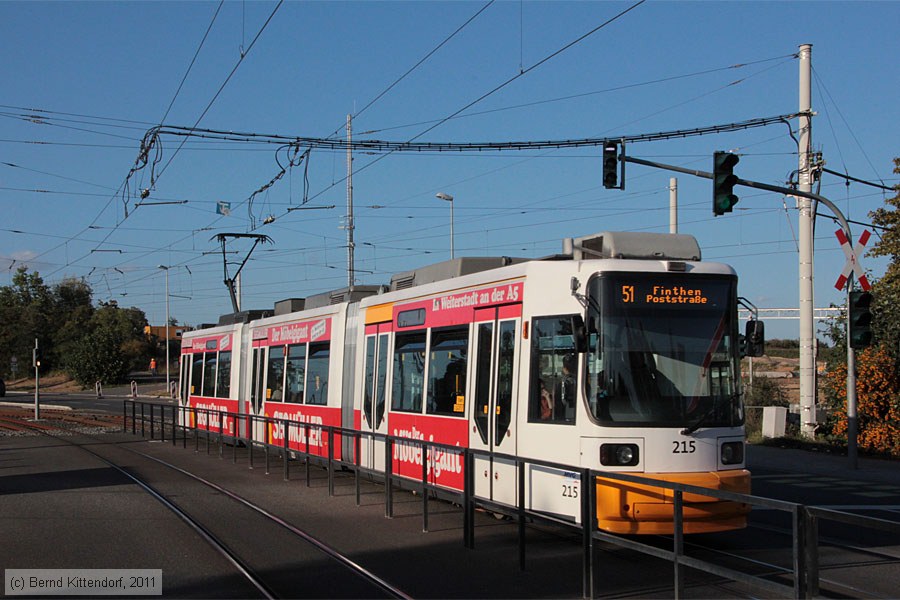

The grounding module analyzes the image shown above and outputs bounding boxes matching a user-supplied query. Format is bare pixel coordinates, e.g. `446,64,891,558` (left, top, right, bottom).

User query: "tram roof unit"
217,309,274,326
564,231,702,262
304,285,387,309
386,231,705,292
390,256,528,291
271,286,387,316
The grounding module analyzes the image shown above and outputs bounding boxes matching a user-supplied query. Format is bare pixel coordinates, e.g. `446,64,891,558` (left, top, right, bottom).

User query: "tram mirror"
572,315,588,353
744,320,765,357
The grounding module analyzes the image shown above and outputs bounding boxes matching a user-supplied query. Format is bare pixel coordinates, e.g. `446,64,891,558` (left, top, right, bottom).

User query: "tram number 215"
672,440,696,454
562,484,579,498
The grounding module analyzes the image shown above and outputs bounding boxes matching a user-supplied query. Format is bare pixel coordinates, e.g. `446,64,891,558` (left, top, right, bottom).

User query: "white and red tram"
180,231,760,534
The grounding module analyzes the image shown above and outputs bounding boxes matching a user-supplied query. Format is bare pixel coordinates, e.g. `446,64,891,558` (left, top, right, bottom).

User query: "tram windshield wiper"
680,393,736,436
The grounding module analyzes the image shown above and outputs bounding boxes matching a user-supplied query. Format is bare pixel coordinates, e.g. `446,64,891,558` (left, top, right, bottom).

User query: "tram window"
375,334,389,427
364,337,376,425
473,322,493,445
216,351,232,398
495,321,517,443
181,355,191,400
250,348,263,412
305,343,330,405
285,343,306,404
427,327,468,416
392,332,426,413
266,345,285,402
529,316,577,425
203,353,218,397
191,354,203,396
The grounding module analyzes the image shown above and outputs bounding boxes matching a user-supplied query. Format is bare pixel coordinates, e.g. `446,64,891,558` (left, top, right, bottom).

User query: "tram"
179,231,762,535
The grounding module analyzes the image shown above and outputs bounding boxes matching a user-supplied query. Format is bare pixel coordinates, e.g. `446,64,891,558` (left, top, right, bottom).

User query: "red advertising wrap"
255,317,331,347
388,412,468,491
189,398,239,435
388,282,523,332
264,403,343,460
182,332,233,354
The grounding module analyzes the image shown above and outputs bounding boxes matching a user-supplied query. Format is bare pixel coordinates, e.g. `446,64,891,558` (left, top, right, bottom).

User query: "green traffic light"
603,142,619,189
849,290,873,349
713,151,740,216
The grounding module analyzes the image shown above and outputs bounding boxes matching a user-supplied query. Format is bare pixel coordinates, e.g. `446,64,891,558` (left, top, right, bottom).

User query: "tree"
50,277,95,367
0,267,55,376
65,302,150,386
824,346,900,456
867,158,900,357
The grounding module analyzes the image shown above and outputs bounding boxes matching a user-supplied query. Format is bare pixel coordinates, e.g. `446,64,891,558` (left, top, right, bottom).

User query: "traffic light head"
744,319,765,357
603,142,619,189
713,151,740,216
848,290,873,349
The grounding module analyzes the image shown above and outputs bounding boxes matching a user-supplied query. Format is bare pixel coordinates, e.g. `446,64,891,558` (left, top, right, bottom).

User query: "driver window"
529,316,577,424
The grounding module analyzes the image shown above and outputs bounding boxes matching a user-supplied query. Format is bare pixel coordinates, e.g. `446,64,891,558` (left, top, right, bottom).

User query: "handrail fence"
122,400,899,600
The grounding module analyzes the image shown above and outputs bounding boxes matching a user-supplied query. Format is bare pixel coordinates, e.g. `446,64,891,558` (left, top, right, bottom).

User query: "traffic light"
848,290,873,349
713,151,740,216
33,347,42,368
603,142,619,189
744,319,765,357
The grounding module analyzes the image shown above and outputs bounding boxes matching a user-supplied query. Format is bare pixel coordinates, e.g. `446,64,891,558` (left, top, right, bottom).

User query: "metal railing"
123,400,899,600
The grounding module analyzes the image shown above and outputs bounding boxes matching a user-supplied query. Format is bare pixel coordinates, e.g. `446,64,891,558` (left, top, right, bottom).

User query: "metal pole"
422,444,429,533
581,469,595,600
283,420,289,481
249,414,254,469
163,266,170,397
798,43,817,440
846,278,859,469
385,438,394,518
436,193,454,259
450,197,454,259
517,460,526,571
305,423,311,487
355,433,361,506
669,177,678,234
673,491,684,600
346,114,355,287
328,427,335,497
33,338,40,420
463,450,474,549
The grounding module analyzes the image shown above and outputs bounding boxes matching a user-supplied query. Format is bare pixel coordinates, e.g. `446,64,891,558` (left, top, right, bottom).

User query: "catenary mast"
798,44,816,438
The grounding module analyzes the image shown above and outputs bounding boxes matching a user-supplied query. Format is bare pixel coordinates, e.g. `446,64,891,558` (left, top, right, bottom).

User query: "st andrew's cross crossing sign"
835,228,872,292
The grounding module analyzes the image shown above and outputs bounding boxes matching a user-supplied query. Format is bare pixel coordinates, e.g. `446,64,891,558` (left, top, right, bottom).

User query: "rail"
123,400,899,600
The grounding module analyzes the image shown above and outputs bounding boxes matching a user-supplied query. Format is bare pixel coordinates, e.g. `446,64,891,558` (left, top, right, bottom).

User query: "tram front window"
586,274,742,428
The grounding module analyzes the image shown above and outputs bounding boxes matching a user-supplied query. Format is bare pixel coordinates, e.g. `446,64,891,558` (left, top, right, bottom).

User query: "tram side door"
178,353,191,427
249,346,267,443
469,307,520,507
360,327,390,472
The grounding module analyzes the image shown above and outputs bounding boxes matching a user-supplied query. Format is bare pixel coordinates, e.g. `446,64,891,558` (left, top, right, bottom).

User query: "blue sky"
1,1,897,340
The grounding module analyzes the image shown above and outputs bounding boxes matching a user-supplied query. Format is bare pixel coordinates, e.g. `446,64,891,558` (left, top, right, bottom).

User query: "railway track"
0,406,122,434
6,406,897,599
9,415,410,599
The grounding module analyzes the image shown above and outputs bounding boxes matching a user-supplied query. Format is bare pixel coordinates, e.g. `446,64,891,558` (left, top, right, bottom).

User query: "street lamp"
158,265,171,397
435,192,454,259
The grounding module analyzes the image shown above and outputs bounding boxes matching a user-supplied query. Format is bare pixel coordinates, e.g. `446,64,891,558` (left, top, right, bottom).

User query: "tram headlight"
720,441,744,465
600,443,640,467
